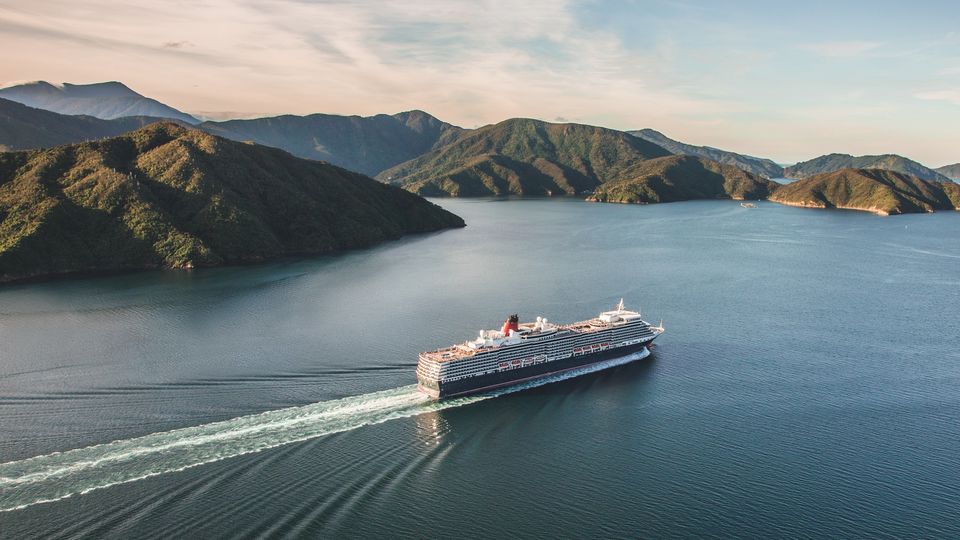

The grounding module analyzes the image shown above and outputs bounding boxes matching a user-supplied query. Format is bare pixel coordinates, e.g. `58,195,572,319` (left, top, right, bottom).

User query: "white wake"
0,349,648,512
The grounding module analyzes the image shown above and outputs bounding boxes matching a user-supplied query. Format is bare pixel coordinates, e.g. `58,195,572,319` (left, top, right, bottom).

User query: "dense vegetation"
628,129,783,178
200,110,461,177
0,123,464,282
0,98,163,152
377,118,672,196
587,156,780,204
934,163,960,180
0,81,198,124
784,153,950,182
769,168,960,215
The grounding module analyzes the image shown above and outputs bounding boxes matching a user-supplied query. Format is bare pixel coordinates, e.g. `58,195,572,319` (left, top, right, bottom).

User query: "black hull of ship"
419,340,655,399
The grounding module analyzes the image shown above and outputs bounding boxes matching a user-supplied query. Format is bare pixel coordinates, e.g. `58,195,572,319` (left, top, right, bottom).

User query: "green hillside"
0,123,464,282
587,155,780,204
769,168,960,215
377,118,672,196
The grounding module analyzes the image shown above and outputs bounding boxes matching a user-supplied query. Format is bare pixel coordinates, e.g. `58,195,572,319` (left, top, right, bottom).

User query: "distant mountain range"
0,123,463,283
935,163,960,180
769,168,960,215
0,81,198,124
784,153,950,183
587,155,779,204
2,80,957,216
377,118,672,196
200,110,461,177
628,129,784,179
0,98,164,151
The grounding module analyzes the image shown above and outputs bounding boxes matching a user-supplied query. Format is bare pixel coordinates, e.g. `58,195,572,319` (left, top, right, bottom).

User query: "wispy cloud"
800,41,882,57
914,89,960,105
0,0,733,125
1,0,959,165
162,40,193,49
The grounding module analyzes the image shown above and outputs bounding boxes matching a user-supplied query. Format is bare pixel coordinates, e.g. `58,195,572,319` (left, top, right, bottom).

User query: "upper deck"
420,301,648,363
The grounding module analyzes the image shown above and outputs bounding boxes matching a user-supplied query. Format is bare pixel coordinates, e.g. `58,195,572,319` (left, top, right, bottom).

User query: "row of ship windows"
441,339,645,379
439,330,651,371
464,334,646,366
440,338,644,375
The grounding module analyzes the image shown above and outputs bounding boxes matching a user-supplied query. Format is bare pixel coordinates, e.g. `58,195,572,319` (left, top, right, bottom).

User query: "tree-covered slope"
628,129,784,178
377,118,672,196
587,155,780,204
200,110,462,177
784,153,950,182
0,123,464,282
769,168,960,215
0,98,164,152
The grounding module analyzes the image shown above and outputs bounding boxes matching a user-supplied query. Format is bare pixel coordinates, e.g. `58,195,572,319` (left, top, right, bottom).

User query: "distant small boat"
741,202,757,208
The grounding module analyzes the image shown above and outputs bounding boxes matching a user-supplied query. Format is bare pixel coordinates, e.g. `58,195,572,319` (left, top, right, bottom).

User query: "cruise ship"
417,300,663,399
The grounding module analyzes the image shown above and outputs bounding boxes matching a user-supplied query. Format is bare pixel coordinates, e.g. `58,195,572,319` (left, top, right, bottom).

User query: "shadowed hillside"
0,98,165,152
200,110,462,177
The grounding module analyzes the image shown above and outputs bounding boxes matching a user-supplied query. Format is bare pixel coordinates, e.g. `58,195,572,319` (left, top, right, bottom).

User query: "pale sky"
1,0,958,165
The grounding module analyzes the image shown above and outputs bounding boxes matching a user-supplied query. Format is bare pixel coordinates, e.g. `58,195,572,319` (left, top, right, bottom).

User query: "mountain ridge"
199,110,462,177
628,128,784,178
784,153,950,183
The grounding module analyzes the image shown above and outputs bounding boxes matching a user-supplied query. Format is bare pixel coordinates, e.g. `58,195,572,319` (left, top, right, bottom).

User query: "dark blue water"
1,199,959,538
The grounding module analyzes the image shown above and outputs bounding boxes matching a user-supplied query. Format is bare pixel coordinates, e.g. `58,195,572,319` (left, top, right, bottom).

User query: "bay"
1,199,959,538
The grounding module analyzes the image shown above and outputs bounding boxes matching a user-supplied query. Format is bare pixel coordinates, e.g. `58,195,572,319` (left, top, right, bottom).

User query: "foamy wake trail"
0,350,648,512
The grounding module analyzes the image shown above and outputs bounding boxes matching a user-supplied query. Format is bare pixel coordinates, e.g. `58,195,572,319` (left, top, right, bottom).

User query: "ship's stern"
416,353,443,399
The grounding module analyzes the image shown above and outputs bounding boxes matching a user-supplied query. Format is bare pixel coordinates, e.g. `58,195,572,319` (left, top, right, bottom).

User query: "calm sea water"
2,199,959,538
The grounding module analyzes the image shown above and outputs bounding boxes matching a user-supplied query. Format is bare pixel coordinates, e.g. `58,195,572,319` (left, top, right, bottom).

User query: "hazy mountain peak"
58,81,140,98
0,80,198,124
934,163,960,180
784,153,950,182
628,128,784,179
